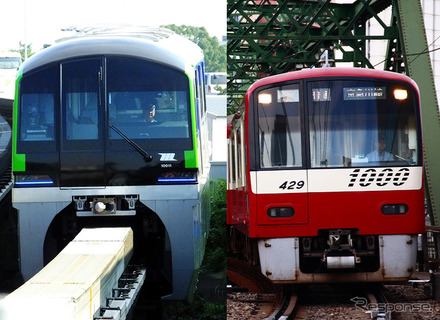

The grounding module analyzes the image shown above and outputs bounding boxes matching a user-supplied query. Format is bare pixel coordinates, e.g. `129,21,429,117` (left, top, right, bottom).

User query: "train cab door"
59,58,106,187
254,82,309,226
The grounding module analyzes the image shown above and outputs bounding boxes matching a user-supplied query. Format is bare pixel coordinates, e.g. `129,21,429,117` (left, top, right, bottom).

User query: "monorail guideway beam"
0,228,146,320
227,0,440,226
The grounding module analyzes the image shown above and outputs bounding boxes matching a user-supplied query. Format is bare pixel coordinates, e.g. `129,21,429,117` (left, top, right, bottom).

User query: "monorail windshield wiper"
109,124,153,162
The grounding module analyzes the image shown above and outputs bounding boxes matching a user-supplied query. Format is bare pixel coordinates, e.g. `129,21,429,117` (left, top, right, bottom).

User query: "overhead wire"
373,34,440,68
408,35,440,65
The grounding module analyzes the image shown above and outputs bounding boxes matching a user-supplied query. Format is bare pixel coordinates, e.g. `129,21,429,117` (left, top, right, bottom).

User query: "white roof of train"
19,26,203,75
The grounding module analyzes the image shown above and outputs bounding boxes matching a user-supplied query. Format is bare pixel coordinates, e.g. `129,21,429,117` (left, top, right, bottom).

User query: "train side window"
19,66,57,143
196,64,207,114
195,67,204,122
230,130,237,185
257,84,302,168
240,119,246,185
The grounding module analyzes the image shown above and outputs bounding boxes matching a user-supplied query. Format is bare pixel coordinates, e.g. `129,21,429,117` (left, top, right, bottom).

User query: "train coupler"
73,195,139,216
323,229,358,269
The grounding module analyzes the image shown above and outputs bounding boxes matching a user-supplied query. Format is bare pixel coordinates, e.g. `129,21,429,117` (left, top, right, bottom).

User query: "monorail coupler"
74,195,139,216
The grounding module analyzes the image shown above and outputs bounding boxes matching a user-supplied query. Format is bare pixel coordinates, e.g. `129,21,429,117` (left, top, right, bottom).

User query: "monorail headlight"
157,171,197,184
258,93,272,104
15,174,54,186
393,89,408,100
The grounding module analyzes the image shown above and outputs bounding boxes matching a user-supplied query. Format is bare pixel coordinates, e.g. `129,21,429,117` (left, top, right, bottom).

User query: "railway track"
227,258,410,320
227,257,278,294
227,257,280,319
259,284,392,320
262,286,298,320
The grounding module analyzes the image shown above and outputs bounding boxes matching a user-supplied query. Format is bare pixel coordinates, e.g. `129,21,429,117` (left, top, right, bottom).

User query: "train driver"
366,137,394,161
144,104,157,123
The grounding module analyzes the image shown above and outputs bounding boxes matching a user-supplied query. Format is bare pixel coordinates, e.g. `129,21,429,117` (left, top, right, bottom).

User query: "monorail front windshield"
18,57,192,149
107,58,191,142
256,79,421,169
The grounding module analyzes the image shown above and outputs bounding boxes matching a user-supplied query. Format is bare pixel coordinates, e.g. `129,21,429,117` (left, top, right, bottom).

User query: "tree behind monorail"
163,24,226,73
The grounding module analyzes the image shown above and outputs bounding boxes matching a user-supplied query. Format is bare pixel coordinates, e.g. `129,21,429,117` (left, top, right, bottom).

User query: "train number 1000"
348,168,410,187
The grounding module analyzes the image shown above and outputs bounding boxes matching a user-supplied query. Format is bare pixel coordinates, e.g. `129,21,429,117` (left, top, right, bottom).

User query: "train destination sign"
343,87,386,100
312,88,331,101
277,89,299,102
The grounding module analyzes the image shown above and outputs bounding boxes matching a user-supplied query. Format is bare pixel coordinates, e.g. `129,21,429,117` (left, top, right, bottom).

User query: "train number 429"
279,180,305,190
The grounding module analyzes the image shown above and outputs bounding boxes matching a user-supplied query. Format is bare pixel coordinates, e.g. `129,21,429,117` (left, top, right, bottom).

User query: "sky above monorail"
0,0,226,51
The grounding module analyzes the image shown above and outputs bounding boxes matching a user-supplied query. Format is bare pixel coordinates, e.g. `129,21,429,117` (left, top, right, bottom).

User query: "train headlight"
381,204,408,215
258,93,272,104
15,174,54,186
267,207,294,218
394,89,408,100
157,171,197,183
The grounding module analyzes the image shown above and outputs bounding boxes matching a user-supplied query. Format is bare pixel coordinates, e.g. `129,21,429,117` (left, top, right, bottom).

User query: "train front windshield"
257,79,421,168
16,56,194,187
19,57,191,145
107,58,191,142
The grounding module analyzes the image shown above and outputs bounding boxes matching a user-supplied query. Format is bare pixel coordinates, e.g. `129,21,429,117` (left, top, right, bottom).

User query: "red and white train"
227,67,424,283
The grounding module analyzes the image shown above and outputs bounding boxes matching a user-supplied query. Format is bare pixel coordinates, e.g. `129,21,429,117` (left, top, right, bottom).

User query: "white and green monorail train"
12,28,211,301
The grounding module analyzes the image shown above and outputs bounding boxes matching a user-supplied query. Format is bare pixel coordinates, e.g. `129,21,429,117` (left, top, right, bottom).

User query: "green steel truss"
228,0,440,225
395,1,440,227
228,0,398,111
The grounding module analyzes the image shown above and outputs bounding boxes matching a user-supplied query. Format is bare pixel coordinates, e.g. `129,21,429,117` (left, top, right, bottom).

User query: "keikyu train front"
13,30,210,301
228,67,424,283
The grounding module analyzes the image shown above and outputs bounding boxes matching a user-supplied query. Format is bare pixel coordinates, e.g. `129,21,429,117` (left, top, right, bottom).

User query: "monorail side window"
257,84,302,168
308,80,420,168
19,66,57,143
107,58,191,141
